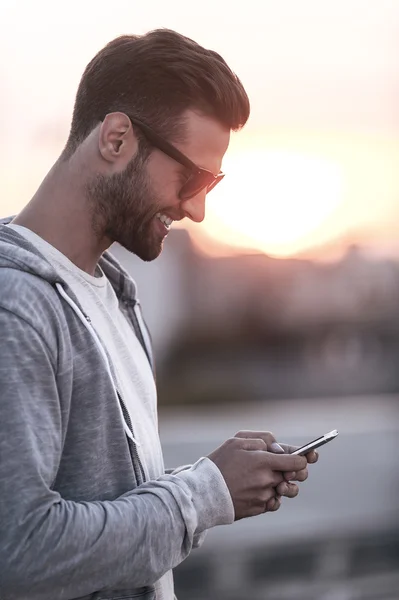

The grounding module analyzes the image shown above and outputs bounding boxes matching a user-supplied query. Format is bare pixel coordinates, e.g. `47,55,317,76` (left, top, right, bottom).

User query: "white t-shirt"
7,224,164,481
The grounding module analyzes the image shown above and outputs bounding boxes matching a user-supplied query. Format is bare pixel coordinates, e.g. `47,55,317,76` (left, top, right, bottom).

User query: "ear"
98,112,139,165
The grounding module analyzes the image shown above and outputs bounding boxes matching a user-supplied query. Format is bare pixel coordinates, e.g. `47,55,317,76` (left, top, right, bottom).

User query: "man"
0,29,317,600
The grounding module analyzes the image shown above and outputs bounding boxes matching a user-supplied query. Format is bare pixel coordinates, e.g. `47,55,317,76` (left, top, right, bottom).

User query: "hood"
0,216,138,303
0,216,62,284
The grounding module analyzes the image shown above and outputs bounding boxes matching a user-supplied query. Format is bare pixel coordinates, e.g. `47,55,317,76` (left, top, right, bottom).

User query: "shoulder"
0,268,66,340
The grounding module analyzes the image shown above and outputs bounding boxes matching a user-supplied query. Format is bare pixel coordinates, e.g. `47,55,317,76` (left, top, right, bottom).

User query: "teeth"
156,213,173,229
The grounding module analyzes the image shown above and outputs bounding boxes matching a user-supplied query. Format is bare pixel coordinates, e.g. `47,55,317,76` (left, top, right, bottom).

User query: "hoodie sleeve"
0,305,234,600
164,461,234,549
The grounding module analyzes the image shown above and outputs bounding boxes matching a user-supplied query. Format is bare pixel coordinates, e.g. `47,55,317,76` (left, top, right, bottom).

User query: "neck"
12,155,111,276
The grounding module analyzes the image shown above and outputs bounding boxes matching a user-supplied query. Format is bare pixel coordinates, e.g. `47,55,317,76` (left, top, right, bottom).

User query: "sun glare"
201,150,344,257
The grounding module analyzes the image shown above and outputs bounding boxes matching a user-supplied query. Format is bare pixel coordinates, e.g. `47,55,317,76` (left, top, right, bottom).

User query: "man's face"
86,150,165,261
87,110,230,261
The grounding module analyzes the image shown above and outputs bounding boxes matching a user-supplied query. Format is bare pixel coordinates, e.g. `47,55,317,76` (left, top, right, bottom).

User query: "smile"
156,212,173,230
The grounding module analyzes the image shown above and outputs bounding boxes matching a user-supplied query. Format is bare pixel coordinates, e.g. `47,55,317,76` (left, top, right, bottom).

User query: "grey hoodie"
0,219,234,600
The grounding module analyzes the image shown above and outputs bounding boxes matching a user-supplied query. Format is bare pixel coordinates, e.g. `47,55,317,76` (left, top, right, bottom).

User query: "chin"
122,238,164,262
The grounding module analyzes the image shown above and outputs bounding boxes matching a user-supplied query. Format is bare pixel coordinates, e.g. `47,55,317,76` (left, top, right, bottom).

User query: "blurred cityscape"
113,230,399,405
113,231,399,600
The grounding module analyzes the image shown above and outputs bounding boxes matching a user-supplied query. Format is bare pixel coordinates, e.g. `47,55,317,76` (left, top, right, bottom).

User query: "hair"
62,28,250,158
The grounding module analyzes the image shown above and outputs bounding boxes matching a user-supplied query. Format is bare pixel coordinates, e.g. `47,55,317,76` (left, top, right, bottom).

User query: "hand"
207,436,307,520
234,431,319,512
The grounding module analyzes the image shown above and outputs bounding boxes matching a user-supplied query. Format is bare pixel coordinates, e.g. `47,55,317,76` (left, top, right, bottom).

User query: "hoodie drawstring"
55,282,139,445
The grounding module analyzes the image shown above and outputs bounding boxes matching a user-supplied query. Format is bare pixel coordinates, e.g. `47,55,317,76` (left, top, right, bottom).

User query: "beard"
85,152,166,261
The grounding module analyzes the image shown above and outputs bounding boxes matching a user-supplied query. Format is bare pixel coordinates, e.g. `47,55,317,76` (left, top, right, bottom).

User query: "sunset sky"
1,0,398,259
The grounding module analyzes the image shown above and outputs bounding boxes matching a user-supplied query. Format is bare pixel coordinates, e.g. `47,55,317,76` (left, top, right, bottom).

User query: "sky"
0,0,398,259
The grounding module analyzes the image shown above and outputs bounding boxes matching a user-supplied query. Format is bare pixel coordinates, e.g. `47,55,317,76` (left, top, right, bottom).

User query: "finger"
276,482,288,495
276,481,299,498
241,490,278,519
234,430,284,452
260,488,280,505
265,495,281,512
293,468,308,482
277,443,298,455
266,452,307,473
306,450,319,464
236,437,268,452
284,468,308,482
269,442,285,453
279,444,319,463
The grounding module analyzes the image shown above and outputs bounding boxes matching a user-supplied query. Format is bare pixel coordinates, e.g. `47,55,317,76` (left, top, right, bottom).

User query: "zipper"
86,312,146,483
118,392,146,484
55,283,147,486
88,307,146,483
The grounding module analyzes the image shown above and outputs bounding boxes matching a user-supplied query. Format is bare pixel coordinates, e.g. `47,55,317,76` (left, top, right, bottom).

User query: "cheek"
146,154,180,201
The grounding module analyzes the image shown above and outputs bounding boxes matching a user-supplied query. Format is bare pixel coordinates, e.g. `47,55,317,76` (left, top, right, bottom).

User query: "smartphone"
291,429,338,455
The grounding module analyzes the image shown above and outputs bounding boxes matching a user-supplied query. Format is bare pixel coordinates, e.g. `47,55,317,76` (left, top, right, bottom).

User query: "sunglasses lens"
207,173,225,192
180,171,224,200
179,172,211,200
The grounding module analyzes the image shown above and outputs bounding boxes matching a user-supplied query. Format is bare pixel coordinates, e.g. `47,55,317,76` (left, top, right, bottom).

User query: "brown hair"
63,28,250,158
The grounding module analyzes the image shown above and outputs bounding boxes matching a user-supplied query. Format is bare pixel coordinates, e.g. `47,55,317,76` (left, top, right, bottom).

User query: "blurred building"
113,230,399,404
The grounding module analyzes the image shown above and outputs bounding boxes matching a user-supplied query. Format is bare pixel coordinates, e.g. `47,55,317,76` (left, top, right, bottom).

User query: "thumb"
270,442,285,453
267,452,307,472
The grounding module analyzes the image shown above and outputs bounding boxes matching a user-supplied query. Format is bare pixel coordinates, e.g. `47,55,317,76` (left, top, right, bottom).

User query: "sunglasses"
127,115,225,200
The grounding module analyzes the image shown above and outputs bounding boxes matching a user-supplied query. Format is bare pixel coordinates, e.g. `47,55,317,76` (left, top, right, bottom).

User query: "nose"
181,190,207,223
